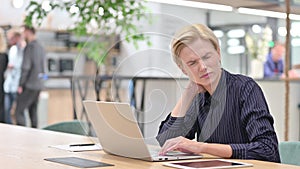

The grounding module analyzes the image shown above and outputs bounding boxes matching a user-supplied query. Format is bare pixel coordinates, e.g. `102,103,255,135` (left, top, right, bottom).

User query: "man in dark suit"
15,26,45,128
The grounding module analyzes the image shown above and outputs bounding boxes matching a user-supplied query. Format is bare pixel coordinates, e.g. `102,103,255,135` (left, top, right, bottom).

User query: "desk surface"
1,123,299,169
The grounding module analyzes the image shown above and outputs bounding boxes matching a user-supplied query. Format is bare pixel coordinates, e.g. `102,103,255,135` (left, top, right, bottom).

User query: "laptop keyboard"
148,147,202,161
149,149,189,157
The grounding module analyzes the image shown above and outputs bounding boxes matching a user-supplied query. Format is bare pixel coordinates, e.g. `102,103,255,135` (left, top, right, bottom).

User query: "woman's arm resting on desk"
232,80,280,162
159,136,232,158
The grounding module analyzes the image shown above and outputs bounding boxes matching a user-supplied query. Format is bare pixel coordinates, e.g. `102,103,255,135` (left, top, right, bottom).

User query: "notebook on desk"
83,100,203,162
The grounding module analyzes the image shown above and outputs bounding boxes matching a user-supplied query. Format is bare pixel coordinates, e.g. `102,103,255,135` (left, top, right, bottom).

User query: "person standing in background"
4,30,25,124
15,26,45,128
0,28,8,123
264,42,285,78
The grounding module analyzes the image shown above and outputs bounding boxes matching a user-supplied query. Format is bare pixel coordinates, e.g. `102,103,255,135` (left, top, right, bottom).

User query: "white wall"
258,81,300,141
0,0,28,26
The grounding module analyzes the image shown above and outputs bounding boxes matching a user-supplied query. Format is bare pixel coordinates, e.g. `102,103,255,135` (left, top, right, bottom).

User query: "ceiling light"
238,8,286,19
227,29,245,38
292,38,300,47
12,0,24,9
252,24,262,34
277,27,300,37
238,8,300,21
148,0,233,12
291,29,298,37
278,27,287,36
227,38,240,46
291,22,300,37
290,14,300,21
213,30,224,38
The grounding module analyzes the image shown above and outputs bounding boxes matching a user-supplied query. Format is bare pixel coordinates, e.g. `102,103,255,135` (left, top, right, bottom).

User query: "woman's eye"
189,61,196,66
202,55,210,60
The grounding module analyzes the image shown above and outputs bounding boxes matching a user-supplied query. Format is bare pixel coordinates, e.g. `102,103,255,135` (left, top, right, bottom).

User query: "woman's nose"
198,59,207,72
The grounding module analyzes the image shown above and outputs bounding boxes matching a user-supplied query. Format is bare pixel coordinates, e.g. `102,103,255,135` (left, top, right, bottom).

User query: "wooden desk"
1,123,299,169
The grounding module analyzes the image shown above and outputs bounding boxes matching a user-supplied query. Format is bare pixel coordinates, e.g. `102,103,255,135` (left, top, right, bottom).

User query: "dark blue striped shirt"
156,69,280,163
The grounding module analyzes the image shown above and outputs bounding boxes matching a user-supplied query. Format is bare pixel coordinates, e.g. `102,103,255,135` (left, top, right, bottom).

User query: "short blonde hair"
171,24,220,66
0,28,7,53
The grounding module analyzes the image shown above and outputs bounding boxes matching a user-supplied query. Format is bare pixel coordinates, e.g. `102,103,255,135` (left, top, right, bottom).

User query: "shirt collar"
203,69,227,108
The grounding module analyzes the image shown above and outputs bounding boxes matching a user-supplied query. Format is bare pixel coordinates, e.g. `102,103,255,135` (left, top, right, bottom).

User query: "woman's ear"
217,48,221,56
216,48,222,64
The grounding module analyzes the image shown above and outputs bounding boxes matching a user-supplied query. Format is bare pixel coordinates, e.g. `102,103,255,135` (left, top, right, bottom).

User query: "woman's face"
179,38,222,88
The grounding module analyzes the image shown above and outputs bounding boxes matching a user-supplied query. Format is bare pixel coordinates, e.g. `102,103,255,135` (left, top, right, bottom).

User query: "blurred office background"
1,0,300,143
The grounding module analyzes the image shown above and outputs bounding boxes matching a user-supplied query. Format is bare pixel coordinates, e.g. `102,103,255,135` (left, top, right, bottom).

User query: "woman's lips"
200,72,210,79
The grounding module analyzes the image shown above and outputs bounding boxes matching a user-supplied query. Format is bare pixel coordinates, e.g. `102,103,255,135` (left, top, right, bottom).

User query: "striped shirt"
156,69,280,163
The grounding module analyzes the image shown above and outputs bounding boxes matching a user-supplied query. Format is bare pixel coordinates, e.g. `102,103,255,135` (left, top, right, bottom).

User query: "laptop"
83,100,203,161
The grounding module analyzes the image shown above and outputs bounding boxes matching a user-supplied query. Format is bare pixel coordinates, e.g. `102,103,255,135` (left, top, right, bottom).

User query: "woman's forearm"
200,143,233,158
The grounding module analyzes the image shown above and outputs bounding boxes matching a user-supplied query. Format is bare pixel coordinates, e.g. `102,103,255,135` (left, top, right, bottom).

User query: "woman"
156,24,280,162
0,28,8,122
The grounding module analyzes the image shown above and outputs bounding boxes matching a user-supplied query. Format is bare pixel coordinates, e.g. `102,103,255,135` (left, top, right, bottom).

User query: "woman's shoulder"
224,70,255,84
223,70,259,93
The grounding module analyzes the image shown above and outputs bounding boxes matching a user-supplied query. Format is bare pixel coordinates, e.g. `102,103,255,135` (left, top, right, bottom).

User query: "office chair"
42,120,89,136
279,141,300,166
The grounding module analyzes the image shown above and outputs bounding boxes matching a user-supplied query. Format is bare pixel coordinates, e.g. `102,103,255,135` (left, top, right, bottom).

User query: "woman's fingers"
159,137,185,155
160,137,206,155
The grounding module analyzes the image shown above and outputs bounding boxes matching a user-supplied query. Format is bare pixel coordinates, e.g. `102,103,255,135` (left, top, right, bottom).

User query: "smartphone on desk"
44,157,113,168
